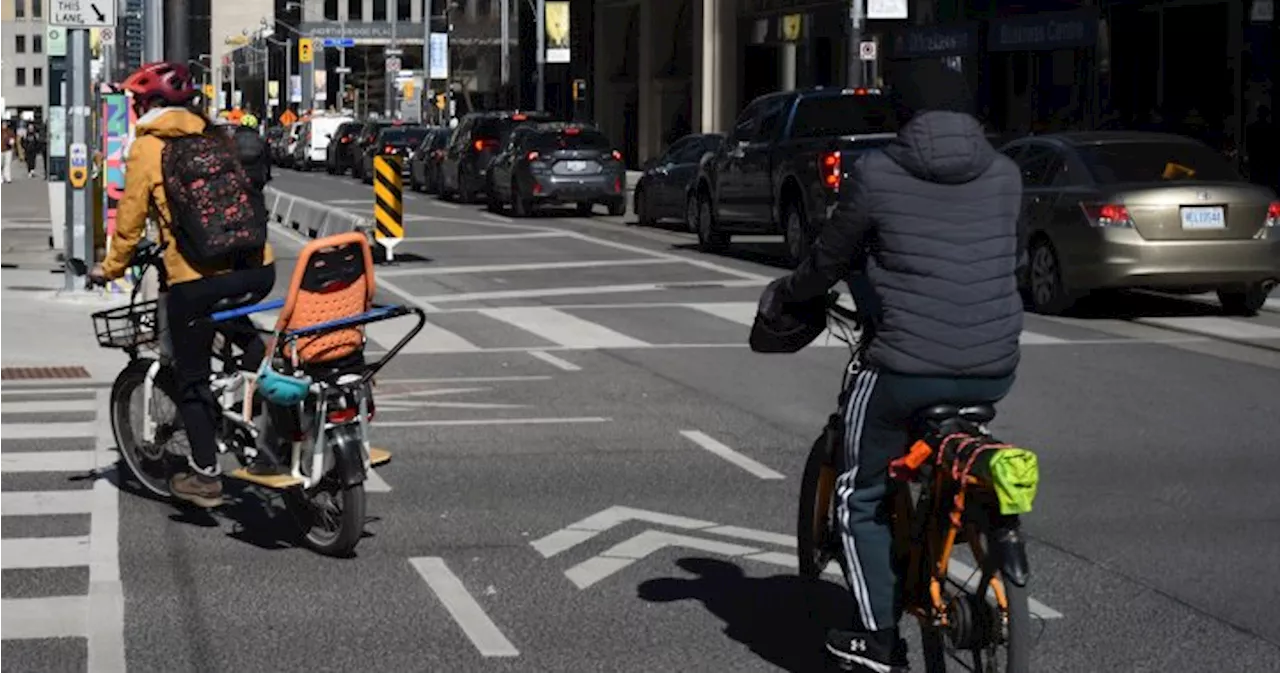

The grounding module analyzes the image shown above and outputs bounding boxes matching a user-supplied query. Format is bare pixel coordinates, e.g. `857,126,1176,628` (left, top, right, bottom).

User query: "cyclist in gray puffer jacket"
759,58,1023,672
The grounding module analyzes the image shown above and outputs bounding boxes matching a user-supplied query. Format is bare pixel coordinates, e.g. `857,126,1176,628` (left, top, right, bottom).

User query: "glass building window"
347,0,362,21
15,35,26,53
373,0,386,21
33,35,42,53
33,67,43,87
16,68,27,86
325,0,338,20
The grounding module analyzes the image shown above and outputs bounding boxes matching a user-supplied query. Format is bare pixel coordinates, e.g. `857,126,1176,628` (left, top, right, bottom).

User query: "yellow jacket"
102,107,274,284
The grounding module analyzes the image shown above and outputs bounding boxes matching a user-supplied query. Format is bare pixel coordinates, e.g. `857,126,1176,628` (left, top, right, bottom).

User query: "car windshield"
790,95,895,138
1078,141,1242,184
381,128,428,145
476,115,550,144
527,130,611,153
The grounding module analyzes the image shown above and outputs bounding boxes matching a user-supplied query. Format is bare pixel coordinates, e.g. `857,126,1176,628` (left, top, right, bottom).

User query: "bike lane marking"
409,556,520,657
679,430,784,480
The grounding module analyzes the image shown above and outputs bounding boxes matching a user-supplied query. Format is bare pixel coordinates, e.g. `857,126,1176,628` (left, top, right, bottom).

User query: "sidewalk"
2,173,126,386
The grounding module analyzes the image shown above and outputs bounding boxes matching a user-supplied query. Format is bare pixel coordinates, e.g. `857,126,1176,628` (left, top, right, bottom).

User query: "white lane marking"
679,430,785,480
1,421,97,440
375,375,554,385
378,258,676,277
366,469,392,492
528,350,582,372
947,558,1063,620
374,416,610,428
88,387,126,673
703,525,795,547
479,306,650,348
481,211,514,223
430,199,460,209
686,302,755,326
409,557,520,657
1,450,99,472
363,314,480,353
1,536,91,569
563,231,773,282
398,232,568,243
395,214,548,231
1,399,98,414
1019,331,1067,344
1,596,89,639
1136,316,1280,341
419,279,768,303
1,489,94,516
531,506,717,558
0,388,99,397
565,530,760,589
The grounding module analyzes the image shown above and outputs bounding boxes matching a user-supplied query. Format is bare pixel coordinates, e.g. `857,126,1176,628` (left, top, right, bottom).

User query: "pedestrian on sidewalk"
1,123,16,183
22,124,45,178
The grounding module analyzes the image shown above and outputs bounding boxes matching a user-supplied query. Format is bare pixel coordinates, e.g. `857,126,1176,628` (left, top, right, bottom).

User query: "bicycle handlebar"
825,292,861,325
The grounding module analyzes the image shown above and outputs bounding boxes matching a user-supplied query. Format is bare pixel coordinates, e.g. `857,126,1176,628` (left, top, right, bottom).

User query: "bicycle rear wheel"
110,358,186,498
797,417,843,579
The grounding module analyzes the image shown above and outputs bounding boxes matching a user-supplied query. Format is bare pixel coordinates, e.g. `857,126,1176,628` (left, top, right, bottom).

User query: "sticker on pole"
51,0,116,27
69,143,89,189
859,41,878,61
386,56,402,73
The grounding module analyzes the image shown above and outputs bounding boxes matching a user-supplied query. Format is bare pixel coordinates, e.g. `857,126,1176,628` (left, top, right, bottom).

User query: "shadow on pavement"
638,557,853,673
1057,290,1231,320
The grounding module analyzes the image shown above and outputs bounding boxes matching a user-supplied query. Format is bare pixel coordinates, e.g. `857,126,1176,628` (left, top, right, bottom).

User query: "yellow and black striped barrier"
373,155,404,262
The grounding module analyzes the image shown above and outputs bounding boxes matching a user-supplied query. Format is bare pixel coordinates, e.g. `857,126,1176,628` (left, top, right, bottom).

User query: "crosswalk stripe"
1,399,98,414
1,596,88,639
1019,331,1067,344
364,316,479,353
1,450,99,473
1,536,91,569
1,490,94,516
478,307,650,348
1,422,97,440
1136,316,1280,341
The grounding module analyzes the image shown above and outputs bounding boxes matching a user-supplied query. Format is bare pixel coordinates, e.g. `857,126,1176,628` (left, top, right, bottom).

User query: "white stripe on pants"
836,367,880,631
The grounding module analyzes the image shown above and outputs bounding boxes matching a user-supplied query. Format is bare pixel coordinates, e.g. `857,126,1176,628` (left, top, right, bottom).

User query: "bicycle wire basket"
92,299,160,350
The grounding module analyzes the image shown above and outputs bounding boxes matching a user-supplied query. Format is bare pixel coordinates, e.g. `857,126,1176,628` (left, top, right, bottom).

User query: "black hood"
883,111,995,185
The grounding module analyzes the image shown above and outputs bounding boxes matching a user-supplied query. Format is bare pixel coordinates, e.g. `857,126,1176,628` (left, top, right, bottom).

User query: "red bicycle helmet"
121,61,198,104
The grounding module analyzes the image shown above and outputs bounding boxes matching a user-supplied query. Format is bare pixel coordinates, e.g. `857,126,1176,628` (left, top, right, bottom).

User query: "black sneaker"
826,628,908,673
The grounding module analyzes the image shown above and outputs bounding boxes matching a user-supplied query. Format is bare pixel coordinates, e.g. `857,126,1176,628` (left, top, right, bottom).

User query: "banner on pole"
545,1,570,63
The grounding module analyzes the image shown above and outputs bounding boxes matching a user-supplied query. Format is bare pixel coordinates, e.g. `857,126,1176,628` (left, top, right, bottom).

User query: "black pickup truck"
688,87,897,266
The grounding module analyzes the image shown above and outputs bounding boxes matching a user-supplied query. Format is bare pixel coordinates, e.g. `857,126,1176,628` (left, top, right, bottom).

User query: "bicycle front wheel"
110,358,185,498
797,418,843,579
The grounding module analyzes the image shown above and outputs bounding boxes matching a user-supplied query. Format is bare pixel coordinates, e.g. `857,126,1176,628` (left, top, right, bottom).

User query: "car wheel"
607,198,626,217
685,194,699,234
783,201,810,268
576,202,594,217
695,193,730,253
1027,237,1074,315
1217,280,1273,317
511,180,532,217
634,187,654,226
486,182,504,213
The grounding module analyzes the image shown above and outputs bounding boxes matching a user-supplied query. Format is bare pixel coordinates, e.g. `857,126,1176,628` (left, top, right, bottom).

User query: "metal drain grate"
1,366,92,380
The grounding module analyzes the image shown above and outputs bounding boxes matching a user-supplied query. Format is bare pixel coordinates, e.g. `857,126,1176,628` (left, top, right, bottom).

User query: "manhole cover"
1,366,91,380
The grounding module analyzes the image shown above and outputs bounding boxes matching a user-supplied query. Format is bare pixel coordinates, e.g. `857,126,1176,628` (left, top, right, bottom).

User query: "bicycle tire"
797,420,842,579
110,358,182,498
294,479,366,558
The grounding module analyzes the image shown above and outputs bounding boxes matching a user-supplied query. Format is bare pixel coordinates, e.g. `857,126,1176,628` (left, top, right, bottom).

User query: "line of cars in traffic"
630,87,1280,316
267,110,629,217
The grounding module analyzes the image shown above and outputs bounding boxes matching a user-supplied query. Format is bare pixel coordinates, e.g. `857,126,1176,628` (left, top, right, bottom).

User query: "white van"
294,114,354,171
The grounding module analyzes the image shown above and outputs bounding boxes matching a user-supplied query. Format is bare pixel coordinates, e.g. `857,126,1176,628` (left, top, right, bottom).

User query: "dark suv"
439,110,554,202
486,123,626,217
324,121,364,175
349,120,396,182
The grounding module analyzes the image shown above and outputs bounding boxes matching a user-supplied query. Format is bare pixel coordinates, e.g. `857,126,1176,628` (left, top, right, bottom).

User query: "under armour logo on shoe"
849,639,867,652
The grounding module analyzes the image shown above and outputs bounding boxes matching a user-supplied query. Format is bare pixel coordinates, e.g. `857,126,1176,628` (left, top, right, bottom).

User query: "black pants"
838,367,1014,632
166,265,276,474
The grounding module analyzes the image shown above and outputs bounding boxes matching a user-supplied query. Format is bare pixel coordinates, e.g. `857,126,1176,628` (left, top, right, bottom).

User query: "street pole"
286,37,293,116
847,0,864,88
166,0,188,63
500,0,509,105
339,20,348,112
64,29,92,291
387,9,398,118
535,0,545,111
143,0,163,62
262,41,270,119
422,0,431,122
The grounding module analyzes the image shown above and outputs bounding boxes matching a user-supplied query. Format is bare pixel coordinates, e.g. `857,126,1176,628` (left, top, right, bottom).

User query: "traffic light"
572,79,588,102
298,38,313,64
435,93,446,110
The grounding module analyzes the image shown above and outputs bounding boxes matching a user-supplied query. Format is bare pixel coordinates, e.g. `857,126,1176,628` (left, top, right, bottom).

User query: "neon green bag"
987,448,1039,515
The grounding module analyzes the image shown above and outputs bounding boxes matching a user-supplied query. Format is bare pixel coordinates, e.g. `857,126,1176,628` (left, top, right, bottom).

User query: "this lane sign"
51,0,116,27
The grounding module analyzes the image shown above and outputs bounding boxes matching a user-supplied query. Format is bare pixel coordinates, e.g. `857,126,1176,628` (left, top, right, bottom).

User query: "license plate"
565,161,586,172
1180,206,1226,230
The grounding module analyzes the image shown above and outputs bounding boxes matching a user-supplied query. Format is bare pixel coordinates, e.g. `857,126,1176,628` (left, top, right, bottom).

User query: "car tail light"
340,136,350,143
526,151,540,161
1267,201,1280,227
564,127,581,135
820,151,840,191
614,177,622,193
512,113,528,121
532,182,542,195
1080,202,1134,228
384,144,395,154
473,138,498,151
611,150,622,161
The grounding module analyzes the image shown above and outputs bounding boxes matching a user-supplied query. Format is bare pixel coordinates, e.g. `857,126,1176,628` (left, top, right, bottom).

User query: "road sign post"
372,156,404,262
61,28,95,292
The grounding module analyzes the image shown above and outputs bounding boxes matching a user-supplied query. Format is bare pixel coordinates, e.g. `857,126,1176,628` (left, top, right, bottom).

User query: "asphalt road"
4,167,1280,672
